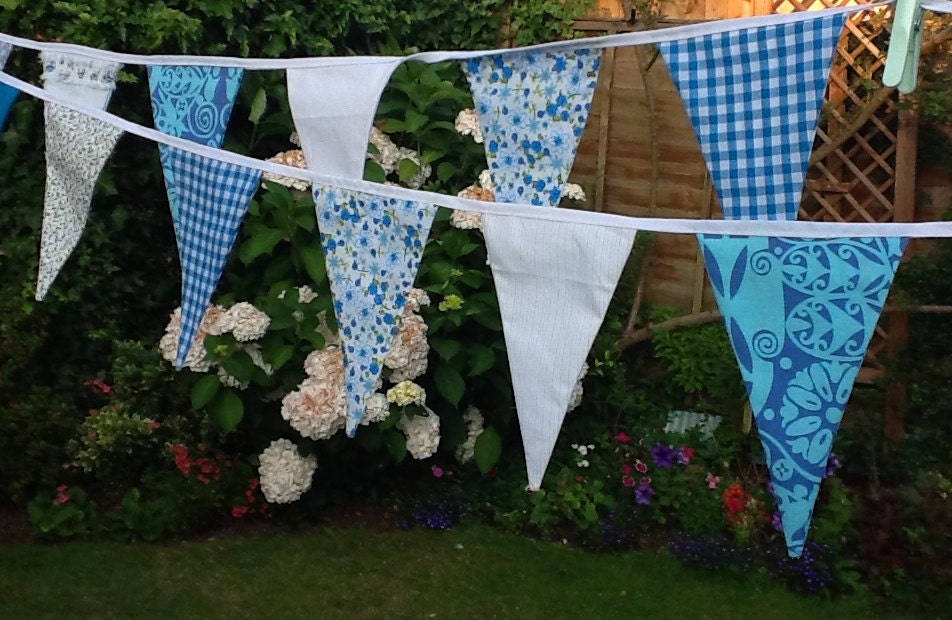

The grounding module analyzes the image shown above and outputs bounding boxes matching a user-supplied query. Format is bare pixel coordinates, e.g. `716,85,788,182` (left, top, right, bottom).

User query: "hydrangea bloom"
258,438,317,504
387,381,426,407
398,409,441,459
158,305,225,372
562,182,586,202
566,363,588,412
263,149,311,192
369,127,402,174
455,406,484,464
385,313,429,382
454,108,484,143
284,347,347,440
297,285,317,304
404,288,431,314
361,392,392,425
217,302,271,342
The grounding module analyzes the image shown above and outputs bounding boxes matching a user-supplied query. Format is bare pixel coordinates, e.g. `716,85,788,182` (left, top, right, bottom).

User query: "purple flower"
824,452,841,478
634,481,655,505
771,510,783,532
650,443,676,469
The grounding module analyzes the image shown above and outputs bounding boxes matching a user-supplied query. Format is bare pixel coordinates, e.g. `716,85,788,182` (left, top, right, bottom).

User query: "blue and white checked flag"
657,13,847,221
168,147,261,368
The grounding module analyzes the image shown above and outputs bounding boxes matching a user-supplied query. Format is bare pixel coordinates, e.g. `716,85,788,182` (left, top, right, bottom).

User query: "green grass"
0,526,909,619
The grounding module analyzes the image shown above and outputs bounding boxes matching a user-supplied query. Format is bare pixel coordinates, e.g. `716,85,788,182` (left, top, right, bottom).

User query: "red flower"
231,505,249,519
635,459,648,474
622,475,636,488
52,484,70,506
722,483,748,515
621,464,632,476
615,431,631,444
680,446,695,464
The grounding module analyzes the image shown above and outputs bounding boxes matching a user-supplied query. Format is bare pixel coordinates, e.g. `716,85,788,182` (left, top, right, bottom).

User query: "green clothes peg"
883,0,924,94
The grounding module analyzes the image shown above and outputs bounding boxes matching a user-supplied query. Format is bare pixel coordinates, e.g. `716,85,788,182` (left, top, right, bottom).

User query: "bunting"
36,105,123,300
463,48,601,206
699,235,906,556
149,65,243,225
657,13,847,220
36,52,121,300
484,216,635,489
314,185,436,434
0,42,17,129
287,60,403,178
169,147,261,368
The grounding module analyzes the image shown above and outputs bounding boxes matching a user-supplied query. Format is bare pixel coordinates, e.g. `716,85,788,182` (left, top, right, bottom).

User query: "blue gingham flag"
700,234,906,556
657,14,847,220
168,147,261,368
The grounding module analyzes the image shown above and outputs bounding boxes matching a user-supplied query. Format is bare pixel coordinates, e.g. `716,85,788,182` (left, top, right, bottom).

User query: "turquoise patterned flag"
314,185,435,435
149,66,243,226
462,48,601,206
700,235,906,556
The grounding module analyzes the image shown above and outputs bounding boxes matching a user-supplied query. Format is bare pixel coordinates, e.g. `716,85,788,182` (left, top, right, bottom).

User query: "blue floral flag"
0,42,17,130
149,66,243,225
657,14,847,220
314,185,436,434
699,235,907,556
462,48,601,206
168,147,261,368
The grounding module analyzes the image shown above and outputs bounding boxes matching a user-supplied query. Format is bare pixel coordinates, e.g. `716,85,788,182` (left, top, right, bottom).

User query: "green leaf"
249,87,268,125
383,429,407,462
436,161,458,182
434,364,465,406
297,245,327,284
364,159,386,183
221,351,255,384
239,228,284,264
468,345,495,376
473,426,502,474
191,375,221,410
397,158,421,184
269,344,294,372
208,390,244,433
430,338,462,361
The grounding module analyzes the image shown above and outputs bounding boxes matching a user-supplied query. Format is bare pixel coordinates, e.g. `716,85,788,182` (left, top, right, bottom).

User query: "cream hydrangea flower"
387,381,426,407
404,288,431,314
258,438,317,504
567,362,589,413
455,108,484,144
284,346,347,440
158,305,225,372
361,392,392,426
455,406,485,464
215,302,271,342
369,127,402,174
297,285,317,304
385,313,429,382
478,169,493,190
397,147,432,190
562,182,586,202
397,409,441,459
263,149,310,192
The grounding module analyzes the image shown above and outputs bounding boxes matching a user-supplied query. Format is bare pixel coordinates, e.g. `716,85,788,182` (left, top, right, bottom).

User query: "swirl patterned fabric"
0,42,16,129
149,65,243,225
699,235,907,557
463,48,600,206
314,185,435,434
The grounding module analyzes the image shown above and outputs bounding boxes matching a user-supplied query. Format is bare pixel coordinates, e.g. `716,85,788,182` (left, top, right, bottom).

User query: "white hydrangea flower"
303,346,343,381
567,362,588,413
397,409,441,459
217,302,271,342
242,342,274,376
562,182,586,202
360,392,391,426
289,132,301,147
263,149,311,192
455,406,484,464
284,347,347,440
387,381,426,407
297,285,317,304
404,288,431,314
478,169,493,190
368,127,402,174
217,367,248,390
158,306,225,373
385,314,429,382
258,438,317,504
455,108,484,144
449,209,484,231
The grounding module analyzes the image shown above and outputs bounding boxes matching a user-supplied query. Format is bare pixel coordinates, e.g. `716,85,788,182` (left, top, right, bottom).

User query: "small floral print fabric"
149,65,243,225
36,104,123,300
462,48,601,206
313,184,436,434
700,234,907,557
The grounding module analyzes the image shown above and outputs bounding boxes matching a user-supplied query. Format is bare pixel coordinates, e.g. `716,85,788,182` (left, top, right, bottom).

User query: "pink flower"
622,475,636,488
706,472,721,489
621,464,632,475
635,459,648,474
640,476,651,485
431,465,444,478
615,431,631,444
53,485,70,505
148,421,161,431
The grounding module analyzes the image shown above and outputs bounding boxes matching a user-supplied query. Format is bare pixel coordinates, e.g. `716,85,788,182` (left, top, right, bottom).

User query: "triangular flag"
287,59,403,178
657,14,847,220
313,184,436,434
36,105,123,300
699,234,906,556
0,42,18,130
40,52,120,110
168,147,261,368
463,48,601,206
149,65,243,225
484,215,635,489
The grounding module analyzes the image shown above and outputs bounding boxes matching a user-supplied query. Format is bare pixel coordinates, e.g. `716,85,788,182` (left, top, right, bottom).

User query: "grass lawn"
0,525,914,619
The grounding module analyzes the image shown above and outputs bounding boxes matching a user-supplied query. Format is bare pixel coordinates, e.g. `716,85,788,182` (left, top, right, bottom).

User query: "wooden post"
593,44,616,213
885,104,919,440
